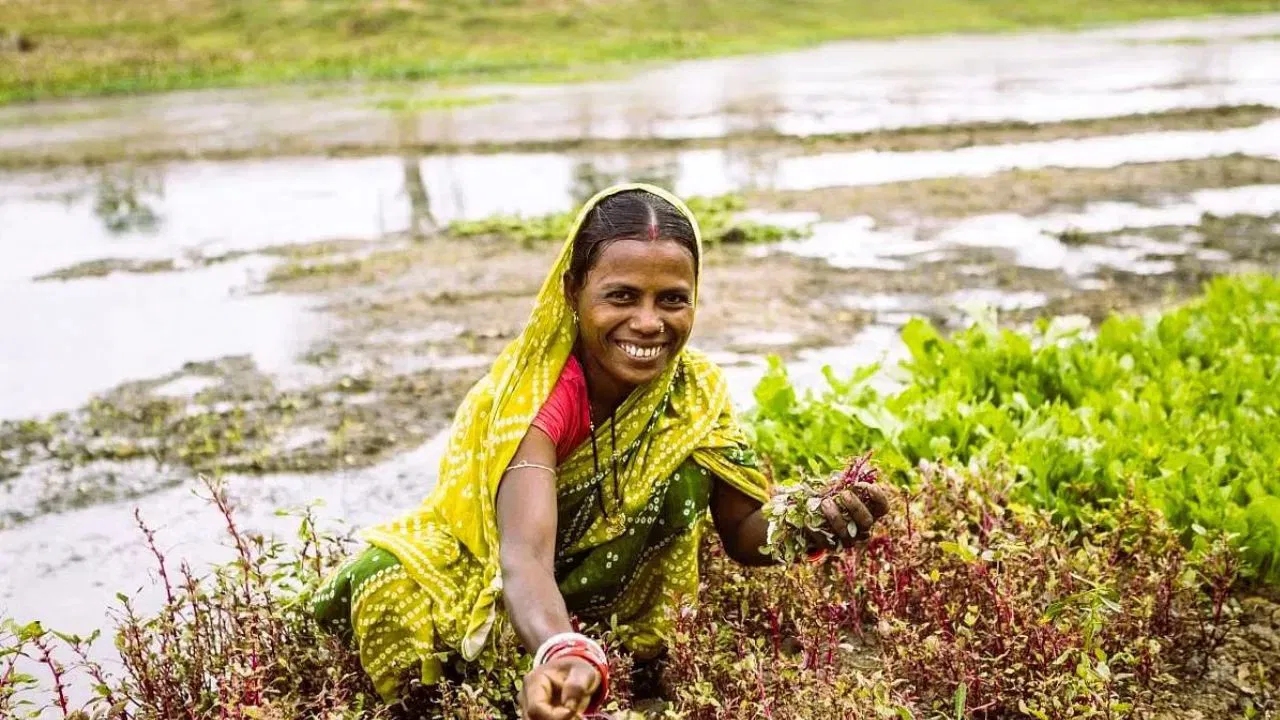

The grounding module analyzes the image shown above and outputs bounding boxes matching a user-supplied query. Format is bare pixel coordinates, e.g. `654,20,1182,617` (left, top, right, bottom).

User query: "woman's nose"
630,306,664,334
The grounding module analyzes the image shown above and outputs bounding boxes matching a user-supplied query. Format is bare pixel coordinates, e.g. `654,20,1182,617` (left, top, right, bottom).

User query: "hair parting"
566,189,698,290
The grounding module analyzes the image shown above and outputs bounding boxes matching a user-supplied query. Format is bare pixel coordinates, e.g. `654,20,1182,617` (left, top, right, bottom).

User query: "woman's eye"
607,290,635,301
662,293,691,306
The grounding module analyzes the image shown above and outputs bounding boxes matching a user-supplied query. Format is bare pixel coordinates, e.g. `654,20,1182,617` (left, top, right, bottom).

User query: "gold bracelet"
503,461,557,476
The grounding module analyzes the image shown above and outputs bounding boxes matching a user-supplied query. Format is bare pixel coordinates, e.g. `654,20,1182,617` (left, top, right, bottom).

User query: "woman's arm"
710,480,777,566
498,428,603,719
495,425,574,652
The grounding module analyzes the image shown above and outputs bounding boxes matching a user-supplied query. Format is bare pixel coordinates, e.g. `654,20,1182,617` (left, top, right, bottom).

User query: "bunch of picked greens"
762,452,880,564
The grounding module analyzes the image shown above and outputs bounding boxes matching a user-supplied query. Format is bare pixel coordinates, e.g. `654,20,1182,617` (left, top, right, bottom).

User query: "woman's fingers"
556,658,601,716
813,483,892,552
854,483,891,519
521,659,599,720
834,490,876,540
819,496,856,545
521,668,558,720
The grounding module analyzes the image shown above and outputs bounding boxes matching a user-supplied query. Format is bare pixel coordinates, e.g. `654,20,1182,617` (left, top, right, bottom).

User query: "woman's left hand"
809,484,891,551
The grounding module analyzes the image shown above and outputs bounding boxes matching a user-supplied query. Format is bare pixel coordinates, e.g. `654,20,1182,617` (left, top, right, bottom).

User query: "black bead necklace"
578,348,619,517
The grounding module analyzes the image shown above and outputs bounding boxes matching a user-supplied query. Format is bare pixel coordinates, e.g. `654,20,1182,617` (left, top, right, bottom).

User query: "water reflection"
93,166,164,234
401,153,437,237
4,117,1280,283
569,157,679,205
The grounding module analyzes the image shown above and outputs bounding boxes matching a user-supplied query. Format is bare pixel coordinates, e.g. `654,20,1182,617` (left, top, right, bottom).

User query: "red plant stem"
757,668,773,719
67,638,126,716
32,634,70,716
135,508,175,607
767,608,781,662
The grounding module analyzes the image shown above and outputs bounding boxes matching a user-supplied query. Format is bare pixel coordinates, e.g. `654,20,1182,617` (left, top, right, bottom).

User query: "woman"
313,184,890,719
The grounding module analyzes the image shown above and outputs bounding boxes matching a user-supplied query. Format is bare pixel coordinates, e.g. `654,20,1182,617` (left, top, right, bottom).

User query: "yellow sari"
313,183,770,699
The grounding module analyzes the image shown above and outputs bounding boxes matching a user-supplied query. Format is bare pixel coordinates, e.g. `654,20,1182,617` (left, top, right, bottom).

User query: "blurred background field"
3,0,1280,103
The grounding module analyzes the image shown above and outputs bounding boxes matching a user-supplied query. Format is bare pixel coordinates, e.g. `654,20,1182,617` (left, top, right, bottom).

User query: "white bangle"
533,632,606,667
504,461,557,476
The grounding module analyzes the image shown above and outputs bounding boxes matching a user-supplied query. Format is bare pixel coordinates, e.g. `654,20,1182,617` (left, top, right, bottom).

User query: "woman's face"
568,238,697,393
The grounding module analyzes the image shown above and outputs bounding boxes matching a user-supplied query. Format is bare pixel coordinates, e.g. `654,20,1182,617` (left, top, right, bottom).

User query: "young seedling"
762,452,880,564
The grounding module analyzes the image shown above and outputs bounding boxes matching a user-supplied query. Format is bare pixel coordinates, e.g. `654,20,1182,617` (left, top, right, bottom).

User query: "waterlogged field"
3,13,1280,720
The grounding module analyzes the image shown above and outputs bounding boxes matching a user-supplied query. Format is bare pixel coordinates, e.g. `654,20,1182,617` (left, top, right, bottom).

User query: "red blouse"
530,355,593,463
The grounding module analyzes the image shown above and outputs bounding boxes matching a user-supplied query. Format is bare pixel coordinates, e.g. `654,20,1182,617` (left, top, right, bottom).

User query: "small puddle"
0,256,322,419
762,183,1280,278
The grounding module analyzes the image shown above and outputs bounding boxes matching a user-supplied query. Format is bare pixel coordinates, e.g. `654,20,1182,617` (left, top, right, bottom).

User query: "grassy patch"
2,0,1280,103
370,94,510,113
448,194,808,246
33,257,176,282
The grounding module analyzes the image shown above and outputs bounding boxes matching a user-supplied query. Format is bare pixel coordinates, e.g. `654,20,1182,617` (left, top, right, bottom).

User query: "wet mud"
1151,594,1280,718
751,155,1280,223
3,104,1276,170
0,352,476,527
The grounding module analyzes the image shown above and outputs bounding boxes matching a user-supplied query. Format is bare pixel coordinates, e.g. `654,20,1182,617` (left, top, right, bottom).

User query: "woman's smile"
615,340,667,362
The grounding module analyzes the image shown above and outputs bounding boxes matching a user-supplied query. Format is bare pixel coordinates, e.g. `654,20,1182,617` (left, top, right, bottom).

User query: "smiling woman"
311,184,890,718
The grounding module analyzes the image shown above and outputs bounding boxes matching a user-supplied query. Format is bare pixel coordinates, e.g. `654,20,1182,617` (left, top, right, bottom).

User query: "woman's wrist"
738,508,782,566
533,631,606,666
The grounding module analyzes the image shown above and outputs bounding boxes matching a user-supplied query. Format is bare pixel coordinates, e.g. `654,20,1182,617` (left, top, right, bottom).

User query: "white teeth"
620,343,662,360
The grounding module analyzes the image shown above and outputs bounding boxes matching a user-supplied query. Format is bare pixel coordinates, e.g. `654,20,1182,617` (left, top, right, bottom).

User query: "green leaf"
939,541,976,563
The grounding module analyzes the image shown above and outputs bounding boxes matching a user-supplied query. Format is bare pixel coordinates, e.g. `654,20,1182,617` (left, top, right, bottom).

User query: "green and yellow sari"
313,183,770,699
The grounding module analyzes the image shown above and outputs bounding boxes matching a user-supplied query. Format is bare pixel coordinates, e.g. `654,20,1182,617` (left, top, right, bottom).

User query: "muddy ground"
752,154,1280,222
1147,592,1280,718
4,103,1276,169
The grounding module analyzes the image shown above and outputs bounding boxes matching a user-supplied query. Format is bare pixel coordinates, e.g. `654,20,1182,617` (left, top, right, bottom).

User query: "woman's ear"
562,272,579,314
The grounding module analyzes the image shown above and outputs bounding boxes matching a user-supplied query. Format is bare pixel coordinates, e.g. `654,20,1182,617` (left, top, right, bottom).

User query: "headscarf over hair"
357,183,769,684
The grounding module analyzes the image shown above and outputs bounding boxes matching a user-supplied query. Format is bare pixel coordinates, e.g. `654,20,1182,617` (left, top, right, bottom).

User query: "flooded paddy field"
3,14,1280,714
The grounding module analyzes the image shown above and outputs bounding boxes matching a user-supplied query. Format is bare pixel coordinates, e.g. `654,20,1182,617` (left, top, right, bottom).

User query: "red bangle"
805,546,829,564
544,646,610,714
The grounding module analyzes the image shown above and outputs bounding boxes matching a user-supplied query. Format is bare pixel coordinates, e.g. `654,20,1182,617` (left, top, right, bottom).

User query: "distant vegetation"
2,0,1279,104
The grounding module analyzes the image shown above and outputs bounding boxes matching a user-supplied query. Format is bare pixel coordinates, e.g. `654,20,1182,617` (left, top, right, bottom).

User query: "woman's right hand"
518,655,602,720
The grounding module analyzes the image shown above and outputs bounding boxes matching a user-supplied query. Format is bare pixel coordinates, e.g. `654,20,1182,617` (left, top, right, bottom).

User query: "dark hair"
566,189,699,288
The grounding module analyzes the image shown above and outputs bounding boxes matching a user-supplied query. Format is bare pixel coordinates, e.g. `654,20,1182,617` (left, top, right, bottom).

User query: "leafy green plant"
0,462,1251,719
749,274,1280,582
